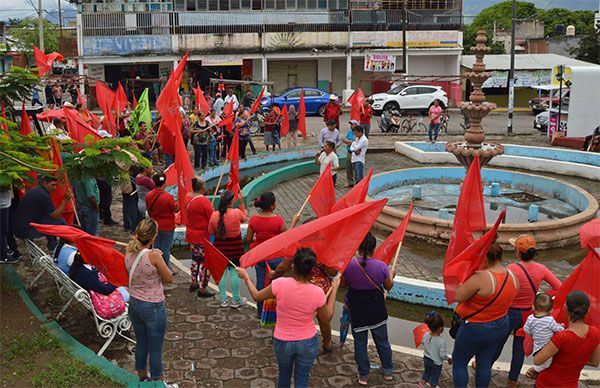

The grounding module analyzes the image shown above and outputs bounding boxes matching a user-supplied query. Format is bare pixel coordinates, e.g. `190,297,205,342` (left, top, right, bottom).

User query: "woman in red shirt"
535,291,600,388
145,173,179,268
184,177,215,298
245,192,287,314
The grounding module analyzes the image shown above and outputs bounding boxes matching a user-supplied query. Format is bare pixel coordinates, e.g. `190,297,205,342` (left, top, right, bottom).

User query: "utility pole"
402,0,408,74
58,0,63,38
507,0,516,135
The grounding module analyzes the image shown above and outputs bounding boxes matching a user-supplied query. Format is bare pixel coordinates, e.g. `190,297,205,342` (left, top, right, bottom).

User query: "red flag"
75,86,101,129
19,101,32,135
158,121,176,156
297,89,307,139
552,247,600,328
174,130,195,225
132,91,138,109
240,199,387,272
374,202,414,265
308,163,336,218
157,52,189,136
30,223,128,287
580,217,600,249
413,323,430,348
248,86,266,116
444,155,485,263
193,83,210,115
112,82,129,112
222,101,235,133
33,46,64,75
443,210,505,304
64,108,102,143
95,81,117,135
201,238,231,284
164,163,177,187
280,104,290,137
49,138,74,225
1,101,7,132
218,73,225,92
347,88,365,122
226,130,240,198
331,168,373,213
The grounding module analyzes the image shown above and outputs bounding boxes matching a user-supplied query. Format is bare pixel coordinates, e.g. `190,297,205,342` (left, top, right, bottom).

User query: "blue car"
261,87,331,116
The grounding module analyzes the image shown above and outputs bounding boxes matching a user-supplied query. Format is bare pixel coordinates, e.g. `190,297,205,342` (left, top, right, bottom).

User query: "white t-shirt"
319,151,339,175
224,94,239,110
349,134,368,164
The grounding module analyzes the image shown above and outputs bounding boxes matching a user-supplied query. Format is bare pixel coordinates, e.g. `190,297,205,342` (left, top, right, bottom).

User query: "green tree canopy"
571,28,600,64
6,17,61,55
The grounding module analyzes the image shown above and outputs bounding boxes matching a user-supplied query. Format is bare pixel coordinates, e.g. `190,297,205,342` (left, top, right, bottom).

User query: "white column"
261,55,268,83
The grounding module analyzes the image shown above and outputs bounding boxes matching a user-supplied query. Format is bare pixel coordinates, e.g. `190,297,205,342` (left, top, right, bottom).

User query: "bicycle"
401,115,428,134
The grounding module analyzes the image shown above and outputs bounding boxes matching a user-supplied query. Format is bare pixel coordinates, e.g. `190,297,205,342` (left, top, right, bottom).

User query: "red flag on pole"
331,168,373,213
158,121,176,156
280,104,290,137
201,238,231,284
173,130,195,225
374,202,414,265
75,86,100,129
580,217,600,249
112,82,129,112
33,46,64,75
30,223,129,287
156,51,189,136
222,101,235,133
413,323,430,348
193,83,210,115
443,209,505,304
308,163,336,218
248,86,266,116
240,199,387,271
444,155,486,263
297,89,307,139
49,139,75,225
95,81,117,135
132,91,138,109
226,130,240,199
64,108,102,143
347,88,365,122
19,101,32,135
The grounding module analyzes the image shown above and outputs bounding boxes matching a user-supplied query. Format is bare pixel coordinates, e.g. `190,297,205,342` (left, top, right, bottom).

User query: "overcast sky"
0,0,76,21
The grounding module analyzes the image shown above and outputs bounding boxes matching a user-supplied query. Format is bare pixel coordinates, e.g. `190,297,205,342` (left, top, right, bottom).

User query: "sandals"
357,376,368,386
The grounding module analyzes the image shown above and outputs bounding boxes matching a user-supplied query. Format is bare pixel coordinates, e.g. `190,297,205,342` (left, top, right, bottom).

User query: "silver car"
534,110,549,132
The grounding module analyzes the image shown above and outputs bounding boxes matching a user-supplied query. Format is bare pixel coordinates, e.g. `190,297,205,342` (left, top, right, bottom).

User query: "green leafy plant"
0,67,41,115
6,17,61,55
0,131,57,188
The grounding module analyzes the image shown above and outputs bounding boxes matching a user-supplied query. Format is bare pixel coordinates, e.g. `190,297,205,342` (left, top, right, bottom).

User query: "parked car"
534,110,549,132
261,87,330,116
370,84,448,116
528,90,569,115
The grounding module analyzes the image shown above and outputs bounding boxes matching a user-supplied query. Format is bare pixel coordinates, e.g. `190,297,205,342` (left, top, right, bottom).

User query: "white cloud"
0,0,76,21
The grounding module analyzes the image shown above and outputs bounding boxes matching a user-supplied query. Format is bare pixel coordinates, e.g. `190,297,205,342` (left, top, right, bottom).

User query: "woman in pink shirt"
208,189,247,308
492,235,562,386
428,99,443,143
236,248,339,388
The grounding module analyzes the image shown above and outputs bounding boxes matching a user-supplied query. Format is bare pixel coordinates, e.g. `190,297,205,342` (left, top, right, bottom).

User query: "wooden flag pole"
291,194,311,228
211,159,229,206
70,196,81,226
325,273,341,298
389,241,403,276
114,240,184,268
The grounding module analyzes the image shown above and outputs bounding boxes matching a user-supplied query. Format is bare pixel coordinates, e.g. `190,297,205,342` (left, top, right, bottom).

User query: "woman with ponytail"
245,191,287,314
208,189,247,308
534,291,600,388
341,231,395,385
125,218,175,386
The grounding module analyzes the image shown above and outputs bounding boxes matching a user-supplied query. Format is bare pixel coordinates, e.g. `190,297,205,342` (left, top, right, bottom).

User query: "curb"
2,265,162,388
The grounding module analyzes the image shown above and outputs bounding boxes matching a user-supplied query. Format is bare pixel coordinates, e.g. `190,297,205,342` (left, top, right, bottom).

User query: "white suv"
371,84,448,115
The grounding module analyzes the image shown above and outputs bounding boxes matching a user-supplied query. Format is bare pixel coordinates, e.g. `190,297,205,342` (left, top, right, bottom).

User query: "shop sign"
364,54,396,72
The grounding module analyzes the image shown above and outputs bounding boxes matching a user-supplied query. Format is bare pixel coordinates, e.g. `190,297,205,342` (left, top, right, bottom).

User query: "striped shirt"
524,314,564,353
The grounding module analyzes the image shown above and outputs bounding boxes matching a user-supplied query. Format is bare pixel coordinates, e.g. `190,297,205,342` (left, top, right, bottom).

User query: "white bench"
25,239,135,356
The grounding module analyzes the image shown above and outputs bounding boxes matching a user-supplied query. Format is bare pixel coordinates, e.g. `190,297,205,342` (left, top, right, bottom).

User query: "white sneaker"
230,297,247,308
220,300,229,308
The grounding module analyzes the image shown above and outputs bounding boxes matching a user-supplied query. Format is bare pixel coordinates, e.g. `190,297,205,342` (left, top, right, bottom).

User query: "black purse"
449,271,510,339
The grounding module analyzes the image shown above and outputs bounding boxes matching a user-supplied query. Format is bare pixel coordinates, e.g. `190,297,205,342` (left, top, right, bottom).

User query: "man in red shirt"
145,173,179,268
323,95,342,130
359,98,374,137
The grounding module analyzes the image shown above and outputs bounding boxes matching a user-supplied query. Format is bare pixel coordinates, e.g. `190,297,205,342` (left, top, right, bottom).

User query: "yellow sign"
551,66,572,86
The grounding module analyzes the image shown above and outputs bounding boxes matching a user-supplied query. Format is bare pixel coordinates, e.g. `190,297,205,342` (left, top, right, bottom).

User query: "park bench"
25,239,135,356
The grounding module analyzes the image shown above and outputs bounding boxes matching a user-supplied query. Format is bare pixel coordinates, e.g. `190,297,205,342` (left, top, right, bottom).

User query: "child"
523,292,564,378
420,311,451,388
208,127,218,166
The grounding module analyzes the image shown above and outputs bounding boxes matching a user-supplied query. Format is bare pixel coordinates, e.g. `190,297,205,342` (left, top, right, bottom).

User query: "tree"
571,28,600,64
537,8,595,37
0,67,41,115
7,17,61,55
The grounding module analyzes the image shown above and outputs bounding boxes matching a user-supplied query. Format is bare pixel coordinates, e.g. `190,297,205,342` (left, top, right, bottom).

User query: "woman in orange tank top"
452,243,520,388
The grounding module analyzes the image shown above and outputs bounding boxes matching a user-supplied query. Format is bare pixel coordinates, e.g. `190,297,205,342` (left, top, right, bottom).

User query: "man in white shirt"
224,89,239,111
315,141,340,185
318,119,341,149
349,125,368,183
213,93,225,115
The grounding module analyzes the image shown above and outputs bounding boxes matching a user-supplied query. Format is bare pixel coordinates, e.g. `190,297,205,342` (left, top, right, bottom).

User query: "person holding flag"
145,173,179,268
359,98,374,137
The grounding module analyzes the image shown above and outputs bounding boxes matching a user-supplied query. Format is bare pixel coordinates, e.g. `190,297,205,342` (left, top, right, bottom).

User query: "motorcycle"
379,110,402,133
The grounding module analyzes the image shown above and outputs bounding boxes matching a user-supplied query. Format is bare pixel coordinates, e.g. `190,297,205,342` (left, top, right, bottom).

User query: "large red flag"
49,139,75,225
201,238,231,284
374,202,414,265
297,89,307,139
132,91,138,109
64,108,102,143
75,86,100,129
226,130,240,198
193,83,210,115
308,163,336,218
33,46,64,75
112,82,129,112
95,81,117,135
280,104,290,137
444,155,486,263
158,122,176,156
413,323,430,348
240,199,387,272
222,101,235,133
580,217,600,249
347,88,365,122
19,101,32,135
443,209,505,304
248,86,266,116
331,168,373,213
174,130,195,225
156,51,189,136
30,223,128,287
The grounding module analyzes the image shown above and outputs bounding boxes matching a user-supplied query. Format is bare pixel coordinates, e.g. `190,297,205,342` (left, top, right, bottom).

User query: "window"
306,0,316,8
286,90,301,98
174,0,185,10
305,90,322,97
186,0,196,10
401,87,419,95
297,0,306,8
231,0,241,8
318,0,327,8
241,0,251,7
418,87,437,94
265,0,275,8
219,0,229,9
276,0,285,8
197,0,207,9
286,0,295,8
387,85,402,95
208,0,219,10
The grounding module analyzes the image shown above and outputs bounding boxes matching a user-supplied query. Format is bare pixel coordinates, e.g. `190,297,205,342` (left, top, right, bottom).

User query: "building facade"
74,0,463,102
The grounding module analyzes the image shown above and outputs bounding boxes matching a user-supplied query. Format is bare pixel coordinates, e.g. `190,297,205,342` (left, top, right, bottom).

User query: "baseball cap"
349,119,360,126
509,235,536,252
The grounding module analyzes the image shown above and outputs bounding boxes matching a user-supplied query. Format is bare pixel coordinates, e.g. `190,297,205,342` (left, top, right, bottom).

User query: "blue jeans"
122,192,139,233
352,324,393,378
363,124,371,137
255,258,283,312
77,205,99,236
493,307,529,382
128,297,167,379
154,231,174,267
194,144,208,169
273,334,320,388
428,122,441,141
353,161,365,183
422,356,443,386
452,315,510,388
209,143,217,165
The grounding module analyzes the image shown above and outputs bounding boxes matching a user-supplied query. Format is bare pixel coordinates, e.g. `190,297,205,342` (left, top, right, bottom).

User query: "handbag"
90,272,126,319
449,271,510,339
